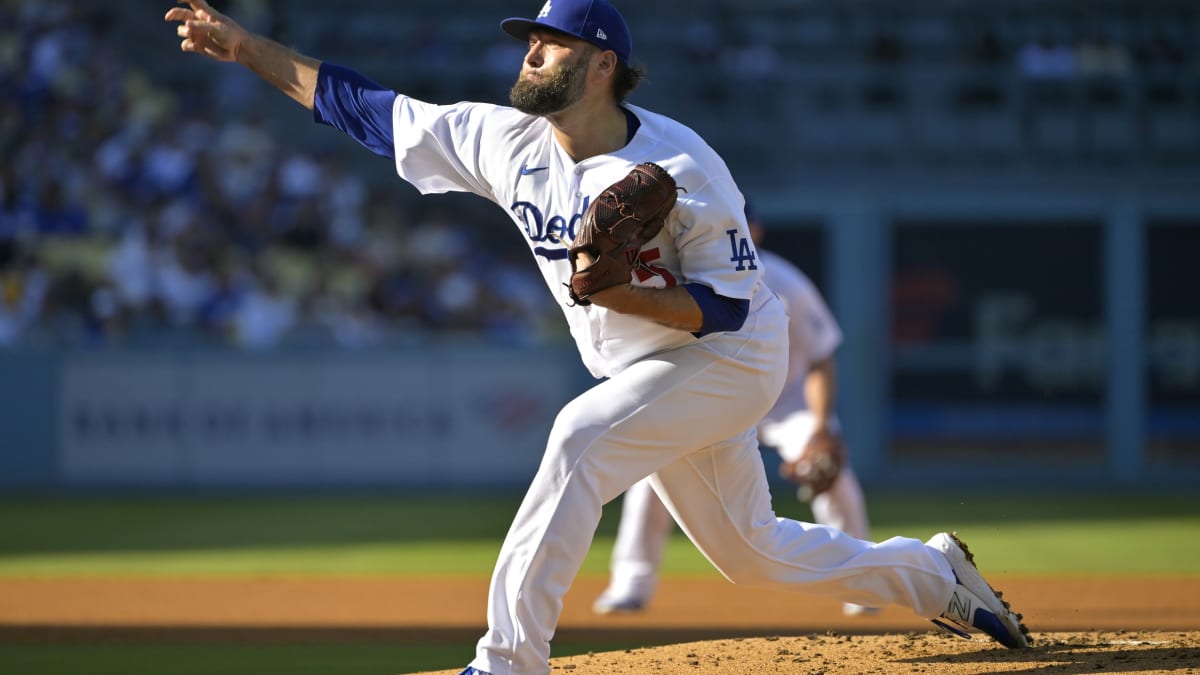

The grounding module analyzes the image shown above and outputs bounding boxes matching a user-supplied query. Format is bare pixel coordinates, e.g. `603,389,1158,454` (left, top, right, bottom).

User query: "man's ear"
595,49,618,77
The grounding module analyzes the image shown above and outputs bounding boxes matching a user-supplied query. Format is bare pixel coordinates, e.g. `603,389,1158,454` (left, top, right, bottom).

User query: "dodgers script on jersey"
389,96,766,378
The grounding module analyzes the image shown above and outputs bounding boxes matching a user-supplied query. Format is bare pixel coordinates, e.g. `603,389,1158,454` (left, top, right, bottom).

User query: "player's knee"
549,394,597,439
546,409,589,456
547,394,618,454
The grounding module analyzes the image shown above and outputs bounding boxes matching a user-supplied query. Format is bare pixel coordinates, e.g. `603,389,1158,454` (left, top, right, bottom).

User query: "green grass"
0,492,1197,577
0,644,452,675
773,493,1200,576
1,492,1197,674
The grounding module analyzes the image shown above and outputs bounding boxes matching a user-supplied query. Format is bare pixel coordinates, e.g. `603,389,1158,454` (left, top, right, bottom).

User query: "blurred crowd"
0,1,561,350
2,1,1195,351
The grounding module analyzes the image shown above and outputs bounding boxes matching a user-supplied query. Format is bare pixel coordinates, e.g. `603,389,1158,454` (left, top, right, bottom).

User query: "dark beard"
509,56,588,115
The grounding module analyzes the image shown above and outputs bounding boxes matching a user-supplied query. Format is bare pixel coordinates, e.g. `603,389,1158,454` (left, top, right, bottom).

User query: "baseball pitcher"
165,1,1030,673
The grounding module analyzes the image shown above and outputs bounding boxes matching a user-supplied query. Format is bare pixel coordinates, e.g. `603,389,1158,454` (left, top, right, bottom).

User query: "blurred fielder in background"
166,0,1029,672
594,203,877,617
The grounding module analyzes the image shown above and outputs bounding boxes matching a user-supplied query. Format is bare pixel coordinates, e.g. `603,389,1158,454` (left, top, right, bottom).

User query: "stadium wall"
0,347,589,491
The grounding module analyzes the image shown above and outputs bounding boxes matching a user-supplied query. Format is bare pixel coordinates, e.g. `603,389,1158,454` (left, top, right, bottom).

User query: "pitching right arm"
166,0,321,110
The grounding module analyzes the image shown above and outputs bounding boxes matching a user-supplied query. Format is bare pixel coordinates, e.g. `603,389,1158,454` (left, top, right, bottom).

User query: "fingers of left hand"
179,20,221,41
164,7,195,22
181,0,215,12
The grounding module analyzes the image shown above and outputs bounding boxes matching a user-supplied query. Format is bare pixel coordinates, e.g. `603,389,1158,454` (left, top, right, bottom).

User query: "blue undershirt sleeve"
684,283,750,337
312,62,397,158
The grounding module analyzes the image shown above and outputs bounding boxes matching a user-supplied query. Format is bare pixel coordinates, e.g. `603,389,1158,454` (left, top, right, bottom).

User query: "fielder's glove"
566,162,680,305
779,427,845,502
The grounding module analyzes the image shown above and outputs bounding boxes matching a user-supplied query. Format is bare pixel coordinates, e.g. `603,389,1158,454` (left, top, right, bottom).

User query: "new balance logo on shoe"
926,532,1032,649
947,590,973,623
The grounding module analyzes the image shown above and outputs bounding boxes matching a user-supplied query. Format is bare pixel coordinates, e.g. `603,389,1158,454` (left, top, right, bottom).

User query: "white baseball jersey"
360,92,954,675
757,248,842,424
389,97,767,378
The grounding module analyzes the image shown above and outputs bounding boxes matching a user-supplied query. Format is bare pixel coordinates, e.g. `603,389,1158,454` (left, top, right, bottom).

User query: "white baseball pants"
604,409,876,605
603,463,873,604
469,299,955,675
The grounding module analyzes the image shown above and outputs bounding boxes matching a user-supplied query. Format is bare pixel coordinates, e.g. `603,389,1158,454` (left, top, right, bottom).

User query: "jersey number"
727,230,758,271
633,248,677,287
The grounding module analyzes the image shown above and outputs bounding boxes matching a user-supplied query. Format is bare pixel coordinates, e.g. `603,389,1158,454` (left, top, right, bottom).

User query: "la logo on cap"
501,0,632,64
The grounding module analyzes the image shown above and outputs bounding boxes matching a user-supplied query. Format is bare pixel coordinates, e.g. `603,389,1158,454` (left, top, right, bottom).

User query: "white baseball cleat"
926,532,1032,648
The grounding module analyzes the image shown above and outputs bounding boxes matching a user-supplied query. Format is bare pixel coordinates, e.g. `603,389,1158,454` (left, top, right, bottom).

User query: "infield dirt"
2,576,1198,673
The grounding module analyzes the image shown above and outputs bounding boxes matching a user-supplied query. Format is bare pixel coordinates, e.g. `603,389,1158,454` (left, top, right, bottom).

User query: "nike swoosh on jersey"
520,162,549,176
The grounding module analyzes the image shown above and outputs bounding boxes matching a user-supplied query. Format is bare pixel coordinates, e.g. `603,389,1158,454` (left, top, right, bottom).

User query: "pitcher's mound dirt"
416,631,1200,675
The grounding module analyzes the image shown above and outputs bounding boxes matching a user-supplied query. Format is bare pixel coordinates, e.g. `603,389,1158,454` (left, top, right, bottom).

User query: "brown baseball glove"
779,427,845,501
567,162,680,305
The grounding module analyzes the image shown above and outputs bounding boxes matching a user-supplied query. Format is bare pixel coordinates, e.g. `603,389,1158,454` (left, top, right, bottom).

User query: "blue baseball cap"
501,0,633,64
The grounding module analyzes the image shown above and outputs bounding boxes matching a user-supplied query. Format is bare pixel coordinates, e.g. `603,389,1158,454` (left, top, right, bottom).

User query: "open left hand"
165,0,248,62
